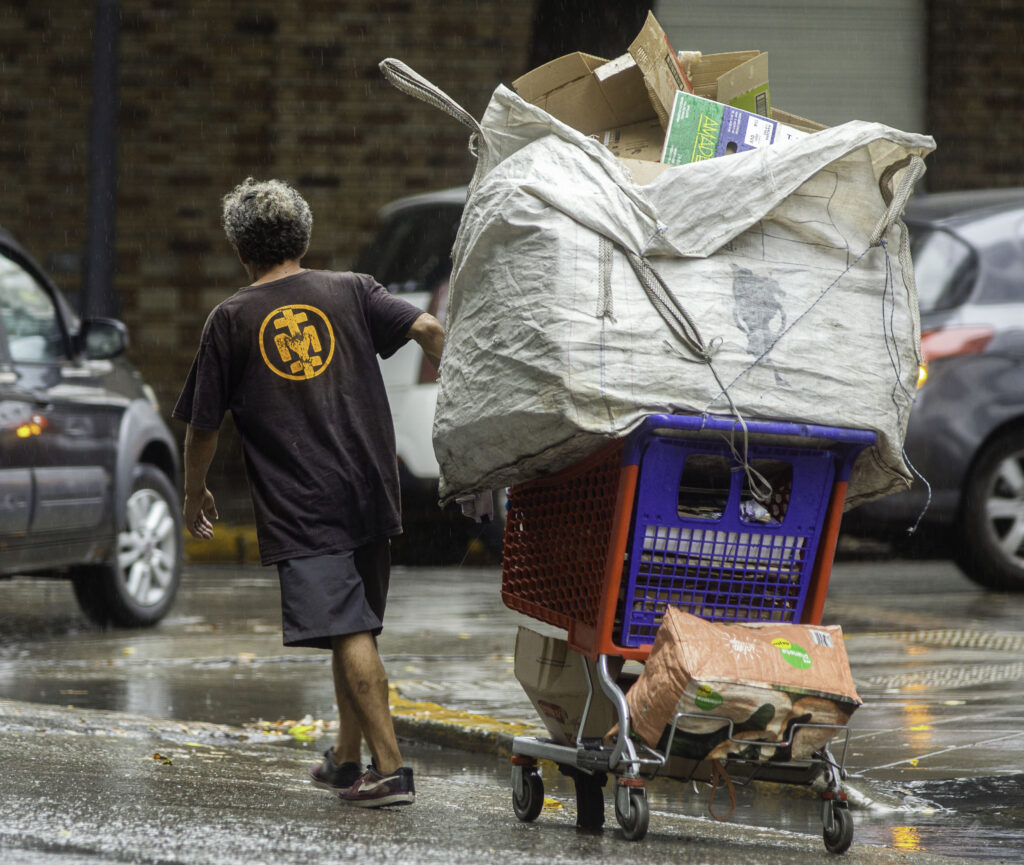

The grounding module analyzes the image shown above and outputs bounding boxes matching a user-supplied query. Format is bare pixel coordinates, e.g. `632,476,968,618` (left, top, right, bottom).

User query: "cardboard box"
771,106,828,133
513,626,622,745
618,157,669,186
599,118,664,162
511,51,653,136
511,11,824,178
661,90,778,165
628,11,693,127
626,609,861,763
717,51,770,117
687,51,760,100
775,122,810,144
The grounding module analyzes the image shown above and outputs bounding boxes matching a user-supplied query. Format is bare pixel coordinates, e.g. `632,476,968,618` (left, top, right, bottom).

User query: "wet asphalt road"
1,554,1023,864
0,699,998,865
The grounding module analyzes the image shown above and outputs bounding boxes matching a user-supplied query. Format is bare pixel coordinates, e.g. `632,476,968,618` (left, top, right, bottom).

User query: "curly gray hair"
221,177,313,271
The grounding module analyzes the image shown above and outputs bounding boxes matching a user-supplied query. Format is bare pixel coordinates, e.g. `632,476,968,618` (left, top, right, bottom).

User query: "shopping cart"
501,413,876,853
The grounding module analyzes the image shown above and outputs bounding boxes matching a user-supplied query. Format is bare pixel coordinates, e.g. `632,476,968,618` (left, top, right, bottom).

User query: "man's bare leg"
331,651,364,765
330,631,402,774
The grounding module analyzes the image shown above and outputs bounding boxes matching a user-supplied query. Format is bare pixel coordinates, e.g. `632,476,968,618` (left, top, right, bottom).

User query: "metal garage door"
654,0,926,133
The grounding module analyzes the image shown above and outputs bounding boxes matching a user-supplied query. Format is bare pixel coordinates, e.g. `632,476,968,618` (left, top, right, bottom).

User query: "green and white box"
661,91,778,165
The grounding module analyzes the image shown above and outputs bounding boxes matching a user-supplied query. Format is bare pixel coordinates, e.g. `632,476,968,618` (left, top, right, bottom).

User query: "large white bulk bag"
381,60,936,508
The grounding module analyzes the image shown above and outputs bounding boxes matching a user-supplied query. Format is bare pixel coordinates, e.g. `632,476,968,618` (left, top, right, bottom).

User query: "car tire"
954,429,1024,591
72,464,183,627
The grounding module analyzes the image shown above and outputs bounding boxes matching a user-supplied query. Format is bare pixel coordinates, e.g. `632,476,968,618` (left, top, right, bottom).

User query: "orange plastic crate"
501,440,626,634
500,415,873,662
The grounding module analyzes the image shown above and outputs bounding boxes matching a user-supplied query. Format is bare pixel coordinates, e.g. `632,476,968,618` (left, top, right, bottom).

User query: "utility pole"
84,0,121,319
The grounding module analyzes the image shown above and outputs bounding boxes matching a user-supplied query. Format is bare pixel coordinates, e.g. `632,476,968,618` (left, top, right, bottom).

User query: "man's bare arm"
183,424,220,540
407,312,445,370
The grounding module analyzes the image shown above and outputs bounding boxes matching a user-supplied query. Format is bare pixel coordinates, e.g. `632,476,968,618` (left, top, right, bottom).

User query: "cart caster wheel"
511,765,544,823
614,786,649,841
573,772,605,832
823,804,854,854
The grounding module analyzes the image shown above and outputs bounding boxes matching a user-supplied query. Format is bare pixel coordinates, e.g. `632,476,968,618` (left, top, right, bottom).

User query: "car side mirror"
81,317,129,360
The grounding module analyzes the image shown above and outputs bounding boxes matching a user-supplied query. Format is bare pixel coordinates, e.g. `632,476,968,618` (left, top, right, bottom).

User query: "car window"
910,226,978,313
958,212,1024,306
355,204,462,294
0,252,67,362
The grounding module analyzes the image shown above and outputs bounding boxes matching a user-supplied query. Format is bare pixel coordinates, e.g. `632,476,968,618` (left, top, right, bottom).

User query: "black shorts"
275,540,391,650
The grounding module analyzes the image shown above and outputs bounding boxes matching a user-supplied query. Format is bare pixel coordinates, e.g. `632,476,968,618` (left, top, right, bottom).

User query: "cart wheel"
511,765,544,823
614,787,649,841
573,772,605,832
823,804,854,854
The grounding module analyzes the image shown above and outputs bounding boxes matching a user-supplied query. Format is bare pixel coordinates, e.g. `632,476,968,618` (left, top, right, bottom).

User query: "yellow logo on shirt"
258,304,335,380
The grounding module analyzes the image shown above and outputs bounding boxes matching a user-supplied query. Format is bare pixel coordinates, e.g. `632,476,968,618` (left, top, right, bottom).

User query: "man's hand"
182,424,221,540
184,487,218,539
407,312,444,370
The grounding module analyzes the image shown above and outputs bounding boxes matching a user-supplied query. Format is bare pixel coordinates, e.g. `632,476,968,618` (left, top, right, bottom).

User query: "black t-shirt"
173,270,423,564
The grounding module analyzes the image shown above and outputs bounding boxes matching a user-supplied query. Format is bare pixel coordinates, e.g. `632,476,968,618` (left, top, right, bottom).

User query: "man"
174,177,444,808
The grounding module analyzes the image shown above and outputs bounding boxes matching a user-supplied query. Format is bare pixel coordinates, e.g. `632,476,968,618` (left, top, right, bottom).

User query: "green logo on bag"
694,683,723,711
775,640,812,669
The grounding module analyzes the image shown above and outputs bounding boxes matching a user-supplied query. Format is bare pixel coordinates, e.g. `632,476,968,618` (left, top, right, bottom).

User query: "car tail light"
917,325,995,389
920,325,994,362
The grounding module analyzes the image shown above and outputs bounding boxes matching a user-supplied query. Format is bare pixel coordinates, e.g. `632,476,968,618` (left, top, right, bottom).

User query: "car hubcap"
118,488,178,607
983,450,1024,568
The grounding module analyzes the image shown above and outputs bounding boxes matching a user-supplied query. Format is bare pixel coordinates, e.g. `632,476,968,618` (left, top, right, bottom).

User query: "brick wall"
1,1,533,517
6,1,1024,397
926,0,1024,190
0,1,93,301
1,0,533,410
4,1,1024,519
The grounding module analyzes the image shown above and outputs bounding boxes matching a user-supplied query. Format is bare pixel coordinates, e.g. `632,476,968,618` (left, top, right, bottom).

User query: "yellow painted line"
184,525,261,564
388,687,539,741
242,689,540,756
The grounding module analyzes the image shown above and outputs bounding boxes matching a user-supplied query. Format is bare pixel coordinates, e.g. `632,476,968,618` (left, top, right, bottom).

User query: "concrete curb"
390,691,542,757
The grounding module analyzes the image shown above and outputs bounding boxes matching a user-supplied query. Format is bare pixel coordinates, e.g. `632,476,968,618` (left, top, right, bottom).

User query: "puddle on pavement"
852,774,1024,862
4,568,1024,861
0,658,336,728
4,668,1024,862
387,749,1024,863
3,642,1023,863
656,771,1024,863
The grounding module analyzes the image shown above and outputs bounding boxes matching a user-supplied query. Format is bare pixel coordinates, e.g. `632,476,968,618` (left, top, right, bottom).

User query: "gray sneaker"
309,748,364,792
337,766,415,807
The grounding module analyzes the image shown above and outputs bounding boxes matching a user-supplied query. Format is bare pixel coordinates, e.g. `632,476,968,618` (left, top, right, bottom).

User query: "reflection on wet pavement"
2,558,1024,861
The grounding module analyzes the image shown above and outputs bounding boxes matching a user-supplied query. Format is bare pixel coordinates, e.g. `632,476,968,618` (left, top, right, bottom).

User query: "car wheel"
955,429,1024,591
72,464,183,627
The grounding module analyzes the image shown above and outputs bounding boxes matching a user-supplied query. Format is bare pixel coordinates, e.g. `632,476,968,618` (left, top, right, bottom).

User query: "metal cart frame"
502,414,875,853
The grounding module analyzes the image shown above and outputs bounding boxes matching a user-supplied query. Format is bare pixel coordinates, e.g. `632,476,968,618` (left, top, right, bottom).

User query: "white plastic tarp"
380,60,936,508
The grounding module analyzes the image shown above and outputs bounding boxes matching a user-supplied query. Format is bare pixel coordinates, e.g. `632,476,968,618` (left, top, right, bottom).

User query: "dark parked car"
0,229,183,626
844,189,1024,591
